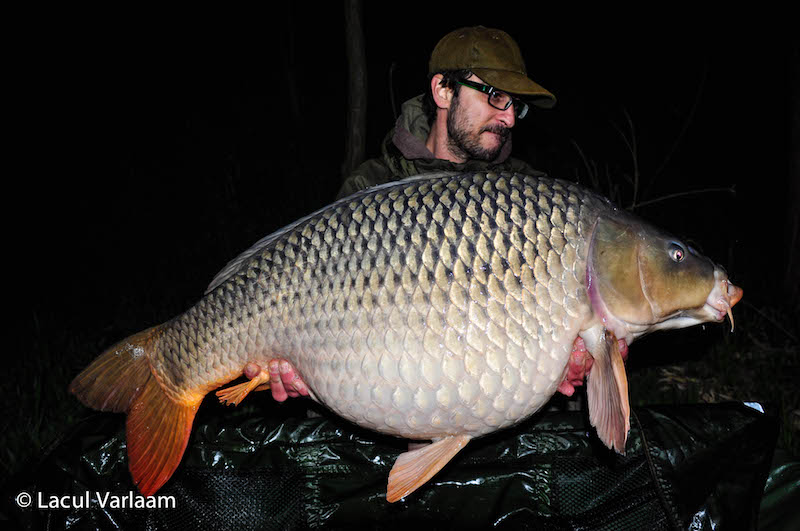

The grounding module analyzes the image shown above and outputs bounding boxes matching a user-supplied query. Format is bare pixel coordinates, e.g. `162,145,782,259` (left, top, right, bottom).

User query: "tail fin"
69,325,203,496
126,375,201,495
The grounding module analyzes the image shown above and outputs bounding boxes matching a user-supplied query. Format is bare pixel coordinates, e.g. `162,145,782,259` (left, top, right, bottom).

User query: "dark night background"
5,4,799,491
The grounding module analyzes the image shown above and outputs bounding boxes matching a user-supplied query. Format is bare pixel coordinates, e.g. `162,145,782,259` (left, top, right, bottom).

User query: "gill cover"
590,216,715,325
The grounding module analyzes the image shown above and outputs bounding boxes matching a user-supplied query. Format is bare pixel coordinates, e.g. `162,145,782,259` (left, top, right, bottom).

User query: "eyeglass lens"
488,90,528,119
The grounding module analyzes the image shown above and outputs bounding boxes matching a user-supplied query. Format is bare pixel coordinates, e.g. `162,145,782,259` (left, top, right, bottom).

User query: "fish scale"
149,172,600,438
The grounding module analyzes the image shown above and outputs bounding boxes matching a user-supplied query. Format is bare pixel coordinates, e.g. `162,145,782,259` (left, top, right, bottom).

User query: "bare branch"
631,185,736,209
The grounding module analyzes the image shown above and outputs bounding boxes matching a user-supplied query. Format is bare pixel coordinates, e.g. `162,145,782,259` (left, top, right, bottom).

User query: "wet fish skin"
69,171,742,499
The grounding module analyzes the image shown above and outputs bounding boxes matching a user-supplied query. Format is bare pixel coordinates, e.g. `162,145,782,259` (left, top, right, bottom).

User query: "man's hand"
265,359,309,401
261,337,629,402
556,337,629,396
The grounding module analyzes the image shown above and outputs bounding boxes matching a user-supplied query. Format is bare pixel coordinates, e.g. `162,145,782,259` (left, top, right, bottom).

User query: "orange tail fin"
69,325,203,496
126,376,201,496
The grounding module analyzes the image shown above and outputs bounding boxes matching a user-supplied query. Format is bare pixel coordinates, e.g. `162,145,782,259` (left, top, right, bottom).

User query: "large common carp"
70,171,742,502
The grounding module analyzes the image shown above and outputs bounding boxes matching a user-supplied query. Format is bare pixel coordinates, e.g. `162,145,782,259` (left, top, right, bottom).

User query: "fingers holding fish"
268,361,289,401
556,337,628,397
557,340,591,397
267,359,309,401
244,362,262,380
617,338,629,361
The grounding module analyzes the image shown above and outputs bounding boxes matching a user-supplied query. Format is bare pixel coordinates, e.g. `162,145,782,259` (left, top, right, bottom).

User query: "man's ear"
430,74,453,110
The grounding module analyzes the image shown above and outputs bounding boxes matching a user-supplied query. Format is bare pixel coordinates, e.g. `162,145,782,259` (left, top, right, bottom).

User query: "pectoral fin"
386,435,471,502
586,331,630,453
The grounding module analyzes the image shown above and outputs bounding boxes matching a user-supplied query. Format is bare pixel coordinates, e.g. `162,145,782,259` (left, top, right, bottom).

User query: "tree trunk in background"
342,0,367,181
786,43,799,310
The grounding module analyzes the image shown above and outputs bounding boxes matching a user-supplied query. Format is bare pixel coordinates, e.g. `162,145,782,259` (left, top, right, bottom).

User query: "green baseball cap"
429,26,556,108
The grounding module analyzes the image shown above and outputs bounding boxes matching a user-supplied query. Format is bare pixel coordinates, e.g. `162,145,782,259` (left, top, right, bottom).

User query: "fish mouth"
633,270,743,336
702,270,744,330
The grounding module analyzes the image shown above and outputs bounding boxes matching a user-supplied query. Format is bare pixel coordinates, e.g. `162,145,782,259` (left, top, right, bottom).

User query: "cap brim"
472,69,556,109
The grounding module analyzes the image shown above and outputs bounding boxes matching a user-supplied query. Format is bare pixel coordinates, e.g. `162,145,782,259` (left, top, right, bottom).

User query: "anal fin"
386,434,471,503
586,330,630,453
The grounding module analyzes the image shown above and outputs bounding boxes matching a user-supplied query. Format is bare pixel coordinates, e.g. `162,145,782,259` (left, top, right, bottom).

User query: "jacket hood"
388,95,513,165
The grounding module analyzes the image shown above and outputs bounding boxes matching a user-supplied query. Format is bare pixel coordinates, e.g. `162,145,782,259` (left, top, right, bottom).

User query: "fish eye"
668,243,686,262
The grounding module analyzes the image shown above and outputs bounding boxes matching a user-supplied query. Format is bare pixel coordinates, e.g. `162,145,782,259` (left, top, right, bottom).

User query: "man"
337,25,555,200
259,26,626,403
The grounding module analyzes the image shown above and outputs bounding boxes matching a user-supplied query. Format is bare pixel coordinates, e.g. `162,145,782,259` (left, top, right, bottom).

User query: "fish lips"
695,270,743,330
651,269,743,333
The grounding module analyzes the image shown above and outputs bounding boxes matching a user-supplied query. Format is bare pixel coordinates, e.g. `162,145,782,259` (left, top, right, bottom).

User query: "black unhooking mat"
1,401,779,530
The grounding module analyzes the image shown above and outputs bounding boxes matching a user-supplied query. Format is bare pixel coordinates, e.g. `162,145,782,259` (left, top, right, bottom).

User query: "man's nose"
497,105,516,128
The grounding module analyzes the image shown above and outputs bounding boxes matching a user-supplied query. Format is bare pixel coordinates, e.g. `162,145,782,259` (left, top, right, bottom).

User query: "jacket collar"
390,95,513,164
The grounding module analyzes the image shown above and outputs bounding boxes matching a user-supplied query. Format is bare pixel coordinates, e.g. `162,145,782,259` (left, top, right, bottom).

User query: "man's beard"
446,94,510,162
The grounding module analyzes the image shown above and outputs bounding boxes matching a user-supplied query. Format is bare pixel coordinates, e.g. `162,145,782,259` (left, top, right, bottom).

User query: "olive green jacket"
336,95,543,199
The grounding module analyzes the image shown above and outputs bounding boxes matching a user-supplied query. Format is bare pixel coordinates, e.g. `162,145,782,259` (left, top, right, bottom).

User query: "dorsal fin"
205,172,460,294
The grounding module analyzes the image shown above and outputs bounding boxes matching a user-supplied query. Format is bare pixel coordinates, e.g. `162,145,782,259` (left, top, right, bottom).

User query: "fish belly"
296,322,579,439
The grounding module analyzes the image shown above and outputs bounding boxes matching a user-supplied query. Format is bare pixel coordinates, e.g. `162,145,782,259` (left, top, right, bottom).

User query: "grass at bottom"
628,303,799,457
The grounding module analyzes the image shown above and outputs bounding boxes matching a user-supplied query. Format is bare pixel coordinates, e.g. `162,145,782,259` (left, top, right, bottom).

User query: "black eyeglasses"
457,79,529,119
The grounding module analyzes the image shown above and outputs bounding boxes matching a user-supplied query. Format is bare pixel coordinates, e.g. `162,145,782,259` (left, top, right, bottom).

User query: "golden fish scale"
152,173,606,438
